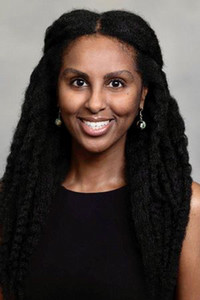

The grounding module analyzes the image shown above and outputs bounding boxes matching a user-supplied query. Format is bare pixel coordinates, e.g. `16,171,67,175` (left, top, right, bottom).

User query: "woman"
0,8,200,300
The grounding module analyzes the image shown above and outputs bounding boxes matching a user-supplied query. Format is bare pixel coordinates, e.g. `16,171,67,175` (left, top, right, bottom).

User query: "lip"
78,117,114,122
77,118,115,137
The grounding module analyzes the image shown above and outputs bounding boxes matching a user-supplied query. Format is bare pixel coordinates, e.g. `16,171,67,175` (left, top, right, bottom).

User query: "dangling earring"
55,108,62,126
137,108,146,130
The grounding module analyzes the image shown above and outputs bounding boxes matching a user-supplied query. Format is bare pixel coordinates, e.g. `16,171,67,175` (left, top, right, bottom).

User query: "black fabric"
24,185,149,300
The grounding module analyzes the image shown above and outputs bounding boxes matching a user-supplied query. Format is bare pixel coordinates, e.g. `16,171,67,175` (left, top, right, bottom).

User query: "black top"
24,185,149,300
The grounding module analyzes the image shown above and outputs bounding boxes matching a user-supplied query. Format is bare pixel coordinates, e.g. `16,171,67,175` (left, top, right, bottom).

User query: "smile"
78,118,114,137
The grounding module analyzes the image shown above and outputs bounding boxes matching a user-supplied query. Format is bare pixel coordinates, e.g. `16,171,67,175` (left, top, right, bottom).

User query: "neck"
62,136,127,192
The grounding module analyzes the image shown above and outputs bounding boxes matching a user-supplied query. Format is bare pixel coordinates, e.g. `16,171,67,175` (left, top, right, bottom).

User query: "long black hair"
0,9,192,300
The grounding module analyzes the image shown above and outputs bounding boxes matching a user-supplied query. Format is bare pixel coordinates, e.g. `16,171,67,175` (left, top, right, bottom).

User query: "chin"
79,140,113,154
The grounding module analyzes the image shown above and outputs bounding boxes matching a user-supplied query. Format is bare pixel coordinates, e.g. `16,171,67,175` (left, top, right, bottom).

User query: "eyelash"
70,78,126,88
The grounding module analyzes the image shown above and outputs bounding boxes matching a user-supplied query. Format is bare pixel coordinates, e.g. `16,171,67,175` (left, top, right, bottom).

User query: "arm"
175,181,200,300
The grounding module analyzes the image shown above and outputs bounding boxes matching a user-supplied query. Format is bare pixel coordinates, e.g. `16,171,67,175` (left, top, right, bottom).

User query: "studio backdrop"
0,0,200,181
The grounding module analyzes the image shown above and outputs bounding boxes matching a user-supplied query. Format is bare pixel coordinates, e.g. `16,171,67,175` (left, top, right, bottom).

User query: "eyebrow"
62,68,134,80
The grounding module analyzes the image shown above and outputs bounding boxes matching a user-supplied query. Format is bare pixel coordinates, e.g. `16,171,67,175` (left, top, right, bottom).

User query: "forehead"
62,34,137,67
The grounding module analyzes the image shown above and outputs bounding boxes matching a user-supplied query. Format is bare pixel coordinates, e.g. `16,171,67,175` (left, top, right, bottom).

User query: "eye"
70,78,126,88
71,78,88,87
108,79,125,88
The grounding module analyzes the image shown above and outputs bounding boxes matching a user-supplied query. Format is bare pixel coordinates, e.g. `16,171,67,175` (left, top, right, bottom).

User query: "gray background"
0,0,199,182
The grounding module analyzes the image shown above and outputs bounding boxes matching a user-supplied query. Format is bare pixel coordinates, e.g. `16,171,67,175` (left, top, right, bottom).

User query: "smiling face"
57,34,148,154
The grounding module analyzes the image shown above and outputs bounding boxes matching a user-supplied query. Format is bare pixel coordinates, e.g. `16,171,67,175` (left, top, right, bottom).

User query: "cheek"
111,91,141,118
58,83,82,114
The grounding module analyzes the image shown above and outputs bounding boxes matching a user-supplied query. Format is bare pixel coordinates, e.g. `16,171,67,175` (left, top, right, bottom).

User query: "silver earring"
137,108,146,130
55,108,62,126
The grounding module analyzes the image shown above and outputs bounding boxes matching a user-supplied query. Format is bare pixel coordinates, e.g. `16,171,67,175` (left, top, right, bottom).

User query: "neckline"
60,184,128,195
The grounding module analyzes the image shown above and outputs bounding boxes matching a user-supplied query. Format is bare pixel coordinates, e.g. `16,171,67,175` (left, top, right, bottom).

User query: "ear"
140,86,148,109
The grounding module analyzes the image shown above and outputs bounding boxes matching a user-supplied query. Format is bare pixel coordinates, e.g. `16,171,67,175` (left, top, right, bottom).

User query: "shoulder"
175,181,200,299
189,181,200,240
191,181,200,211
188,181,200,246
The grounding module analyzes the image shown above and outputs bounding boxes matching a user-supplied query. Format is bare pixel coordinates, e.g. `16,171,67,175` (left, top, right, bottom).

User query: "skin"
56,34,200,298
57,34,148,192
0,35,199,300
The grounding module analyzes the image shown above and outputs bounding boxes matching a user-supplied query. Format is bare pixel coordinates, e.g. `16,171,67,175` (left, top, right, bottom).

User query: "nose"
85,87,107,113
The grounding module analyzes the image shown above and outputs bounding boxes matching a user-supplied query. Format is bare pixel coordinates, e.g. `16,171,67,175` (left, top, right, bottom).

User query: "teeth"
83,120,110,129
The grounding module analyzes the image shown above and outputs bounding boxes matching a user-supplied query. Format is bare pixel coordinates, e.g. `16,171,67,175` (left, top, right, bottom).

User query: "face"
57,34,148,153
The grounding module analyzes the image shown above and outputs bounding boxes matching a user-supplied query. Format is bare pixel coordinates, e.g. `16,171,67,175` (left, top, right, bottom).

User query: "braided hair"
0,9,192,300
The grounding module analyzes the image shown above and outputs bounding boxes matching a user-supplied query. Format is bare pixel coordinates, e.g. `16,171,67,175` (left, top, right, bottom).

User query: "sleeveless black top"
24,185,149,299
